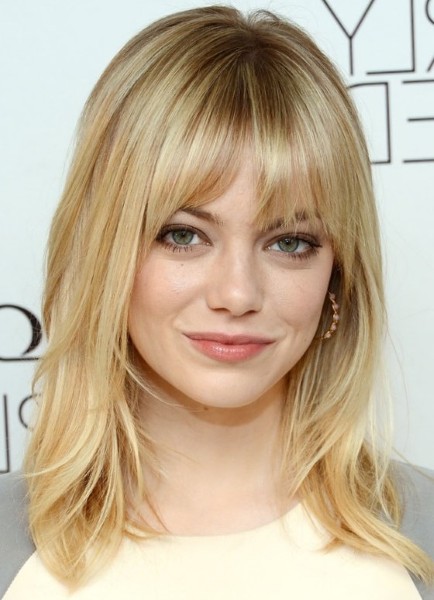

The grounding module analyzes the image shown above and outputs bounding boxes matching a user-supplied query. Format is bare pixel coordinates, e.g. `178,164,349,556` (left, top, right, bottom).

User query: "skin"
128,160,334,534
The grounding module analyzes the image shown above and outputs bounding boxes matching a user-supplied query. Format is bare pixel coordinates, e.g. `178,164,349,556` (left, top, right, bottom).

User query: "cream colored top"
4,503,421,599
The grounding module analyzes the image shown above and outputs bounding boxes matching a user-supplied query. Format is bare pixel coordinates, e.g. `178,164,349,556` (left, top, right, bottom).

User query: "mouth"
184,332,274,362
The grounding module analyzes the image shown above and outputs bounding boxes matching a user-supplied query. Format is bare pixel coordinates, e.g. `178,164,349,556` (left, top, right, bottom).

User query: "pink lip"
185,332,274,363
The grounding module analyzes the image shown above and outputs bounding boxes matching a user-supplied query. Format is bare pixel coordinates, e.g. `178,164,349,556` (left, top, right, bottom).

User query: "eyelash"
156,225,321,261
267,234,321,261
156,225,206,253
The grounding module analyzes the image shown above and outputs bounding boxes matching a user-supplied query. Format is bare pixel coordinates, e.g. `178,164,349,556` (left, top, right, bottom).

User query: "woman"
1,5,433,598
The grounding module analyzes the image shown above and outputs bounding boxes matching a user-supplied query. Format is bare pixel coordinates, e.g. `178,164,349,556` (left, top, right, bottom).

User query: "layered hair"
25,5,433,585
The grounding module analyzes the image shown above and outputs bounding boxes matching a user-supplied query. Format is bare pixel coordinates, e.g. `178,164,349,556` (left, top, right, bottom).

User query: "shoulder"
394,461,434,558
0,472,36,597
393,462,434,600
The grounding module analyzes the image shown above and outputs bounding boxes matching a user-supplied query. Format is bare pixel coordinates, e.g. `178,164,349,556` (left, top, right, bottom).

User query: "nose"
205,247,263,316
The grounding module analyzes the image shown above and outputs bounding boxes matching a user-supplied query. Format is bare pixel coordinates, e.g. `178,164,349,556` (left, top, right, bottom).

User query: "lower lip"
187,338,271,363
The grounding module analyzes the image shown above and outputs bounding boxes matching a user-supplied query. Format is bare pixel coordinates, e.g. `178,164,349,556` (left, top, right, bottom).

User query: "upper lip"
185,332,274,344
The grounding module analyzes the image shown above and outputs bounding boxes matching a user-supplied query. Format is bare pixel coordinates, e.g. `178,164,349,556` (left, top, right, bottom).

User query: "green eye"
171,230,195,245
156,225,205,252
277,237,300,252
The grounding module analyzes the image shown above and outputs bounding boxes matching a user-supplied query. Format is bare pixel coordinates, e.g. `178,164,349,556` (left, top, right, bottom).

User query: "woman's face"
128,160,334,410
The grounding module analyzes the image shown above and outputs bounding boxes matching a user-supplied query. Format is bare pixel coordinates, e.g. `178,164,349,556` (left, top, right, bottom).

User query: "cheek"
129,268,160,326
128,262,162,345
128,264,170,370
128,259,199,336
272,272,331,326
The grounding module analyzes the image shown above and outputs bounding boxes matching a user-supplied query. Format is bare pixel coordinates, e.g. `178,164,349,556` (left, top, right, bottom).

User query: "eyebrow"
261,217,309,232
179,207,314,232
180,207,224,226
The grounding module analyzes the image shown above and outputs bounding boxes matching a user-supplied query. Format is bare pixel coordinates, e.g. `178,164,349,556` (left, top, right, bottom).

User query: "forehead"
180,154,324,230
176,159,322,232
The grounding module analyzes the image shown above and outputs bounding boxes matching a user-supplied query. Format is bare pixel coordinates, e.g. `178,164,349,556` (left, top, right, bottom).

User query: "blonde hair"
25,5,433,585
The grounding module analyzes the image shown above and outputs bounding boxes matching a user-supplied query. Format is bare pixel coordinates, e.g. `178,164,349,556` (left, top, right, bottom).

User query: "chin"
144,368,287,413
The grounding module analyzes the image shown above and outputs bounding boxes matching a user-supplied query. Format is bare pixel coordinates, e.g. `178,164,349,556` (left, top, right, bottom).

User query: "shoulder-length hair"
25,5,433,585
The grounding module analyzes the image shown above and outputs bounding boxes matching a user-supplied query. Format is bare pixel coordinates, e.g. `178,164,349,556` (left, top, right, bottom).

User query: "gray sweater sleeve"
0,472,35,598
398,463,434,599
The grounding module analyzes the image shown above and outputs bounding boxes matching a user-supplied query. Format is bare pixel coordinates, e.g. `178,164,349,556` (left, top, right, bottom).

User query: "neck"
137,381,287,535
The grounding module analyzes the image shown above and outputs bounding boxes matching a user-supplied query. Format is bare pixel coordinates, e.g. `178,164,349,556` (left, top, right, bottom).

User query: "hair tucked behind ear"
24,5,433,586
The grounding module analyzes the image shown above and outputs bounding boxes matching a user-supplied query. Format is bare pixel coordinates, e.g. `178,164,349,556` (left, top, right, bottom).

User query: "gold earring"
320,292,340,340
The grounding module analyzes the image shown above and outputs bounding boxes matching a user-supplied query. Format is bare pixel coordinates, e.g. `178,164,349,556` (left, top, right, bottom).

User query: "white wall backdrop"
1,0,433,472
